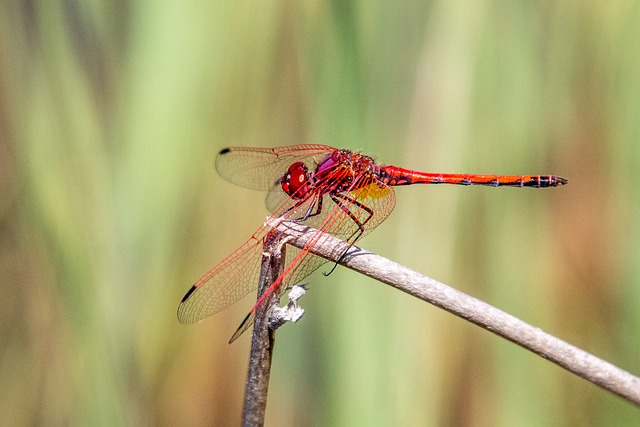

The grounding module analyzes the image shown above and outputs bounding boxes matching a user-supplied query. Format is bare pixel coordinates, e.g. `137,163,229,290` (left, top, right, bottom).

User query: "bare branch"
242,232,287,427
268,219,640,407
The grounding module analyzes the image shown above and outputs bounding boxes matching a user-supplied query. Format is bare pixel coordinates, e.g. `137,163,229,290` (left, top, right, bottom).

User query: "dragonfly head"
281,162,311,199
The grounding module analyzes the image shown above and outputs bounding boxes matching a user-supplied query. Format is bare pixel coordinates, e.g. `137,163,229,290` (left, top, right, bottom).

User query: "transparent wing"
215,145,336,191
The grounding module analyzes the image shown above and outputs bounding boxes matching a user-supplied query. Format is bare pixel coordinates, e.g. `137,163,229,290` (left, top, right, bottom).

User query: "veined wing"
215,144,336,191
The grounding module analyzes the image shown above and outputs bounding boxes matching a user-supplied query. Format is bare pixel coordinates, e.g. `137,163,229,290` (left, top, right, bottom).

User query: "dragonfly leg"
279,194,324,223
321,192,374,276
330,192,374,243
300,194,323,221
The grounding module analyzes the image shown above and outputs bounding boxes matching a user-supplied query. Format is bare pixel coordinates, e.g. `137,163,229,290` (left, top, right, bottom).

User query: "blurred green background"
2,1,639,425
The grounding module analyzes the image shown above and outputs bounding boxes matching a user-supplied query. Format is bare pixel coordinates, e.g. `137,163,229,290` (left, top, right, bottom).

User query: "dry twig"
264,218,640,407
242,232,287,427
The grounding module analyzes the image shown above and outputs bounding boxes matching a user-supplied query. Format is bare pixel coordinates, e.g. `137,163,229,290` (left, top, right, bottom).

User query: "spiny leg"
280,193,323,222
300,194,323,222
330,192,374,243
322,192,374,276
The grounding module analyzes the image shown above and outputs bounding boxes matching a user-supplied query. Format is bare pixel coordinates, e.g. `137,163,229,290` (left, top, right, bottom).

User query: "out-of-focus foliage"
1,1,639,425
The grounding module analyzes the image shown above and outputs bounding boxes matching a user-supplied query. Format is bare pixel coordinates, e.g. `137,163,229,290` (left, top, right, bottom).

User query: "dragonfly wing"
229,311,255,343
215,145,336,191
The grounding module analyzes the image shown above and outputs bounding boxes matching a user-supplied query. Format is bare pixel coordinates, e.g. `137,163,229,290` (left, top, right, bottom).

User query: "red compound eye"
281,162,309,198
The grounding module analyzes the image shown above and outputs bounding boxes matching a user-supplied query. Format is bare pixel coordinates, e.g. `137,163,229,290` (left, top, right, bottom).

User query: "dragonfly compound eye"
281,162,310,198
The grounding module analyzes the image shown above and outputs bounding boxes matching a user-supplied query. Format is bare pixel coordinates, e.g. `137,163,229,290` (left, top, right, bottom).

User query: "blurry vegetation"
1,1,639,425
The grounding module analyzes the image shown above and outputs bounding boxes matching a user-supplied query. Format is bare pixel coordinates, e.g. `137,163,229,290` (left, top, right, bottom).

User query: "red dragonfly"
178,144,566,342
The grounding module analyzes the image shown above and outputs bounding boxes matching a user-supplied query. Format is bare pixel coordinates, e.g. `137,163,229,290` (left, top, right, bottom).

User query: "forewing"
215,145,335,191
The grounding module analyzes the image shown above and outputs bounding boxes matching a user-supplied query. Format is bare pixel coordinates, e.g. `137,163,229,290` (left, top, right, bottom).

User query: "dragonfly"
178,144,567,342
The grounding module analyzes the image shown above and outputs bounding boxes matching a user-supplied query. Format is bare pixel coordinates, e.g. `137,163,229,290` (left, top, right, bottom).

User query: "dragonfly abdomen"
379,166,567,188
